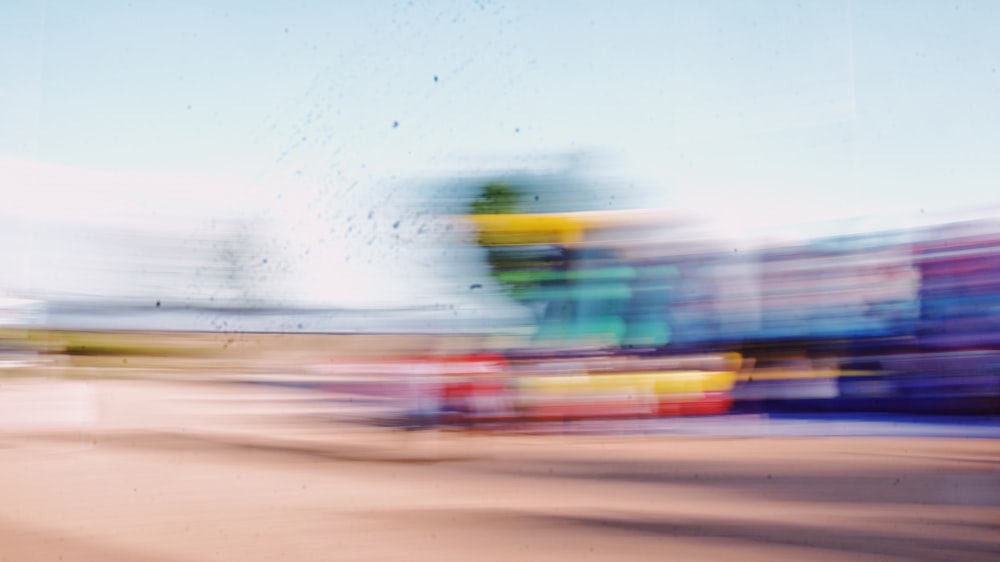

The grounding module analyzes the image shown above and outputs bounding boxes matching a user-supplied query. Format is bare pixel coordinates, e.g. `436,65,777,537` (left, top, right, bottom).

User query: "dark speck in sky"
470,284,482,290
434,75,439,82
392,121,399,128
515,128,520,133
155,301,161,307
392,220,400,229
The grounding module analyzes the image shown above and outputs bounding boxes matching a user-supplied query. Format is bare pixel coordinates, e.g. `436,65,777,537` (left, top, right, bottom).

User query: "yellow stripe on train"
518,370,737,396
466,210,678,246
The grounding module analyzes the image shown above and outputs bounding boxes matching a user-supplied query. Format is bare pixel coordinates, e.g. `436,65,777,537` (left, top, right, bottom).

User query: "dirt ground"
0,378,998,562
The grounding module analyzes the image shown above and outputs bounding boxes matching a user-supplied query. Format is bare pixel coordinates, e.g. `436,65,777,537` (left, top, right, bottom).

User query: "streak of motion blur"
281,178,1000,430
4,173,1000,427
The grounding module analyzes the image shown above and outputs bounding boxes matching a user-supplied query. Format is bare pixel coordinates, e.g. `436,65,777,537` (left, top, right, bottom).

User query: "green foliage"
469,182,522,216
58,332,217,358
469,181,527,297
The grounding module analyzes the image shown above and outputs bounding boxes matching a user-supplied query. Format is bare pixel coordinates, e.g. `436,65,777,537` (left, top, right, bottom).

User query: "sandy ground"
0,378,998,562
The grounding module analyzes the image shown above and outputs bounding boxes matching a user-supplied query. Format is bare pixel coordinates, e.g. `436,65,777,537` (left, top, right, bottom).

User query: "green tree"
469,181,522,216
468,181,532,300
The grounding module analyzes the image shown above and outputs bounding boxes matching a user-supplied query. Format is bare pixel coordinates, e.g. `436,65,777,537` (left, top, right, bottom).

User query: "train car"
916,221,1000,349
461,208,744,420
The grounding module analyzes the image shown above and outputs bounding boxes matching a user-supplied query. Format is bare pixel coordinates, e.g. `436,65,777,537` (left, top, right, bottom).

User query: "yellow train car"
513,355,741,419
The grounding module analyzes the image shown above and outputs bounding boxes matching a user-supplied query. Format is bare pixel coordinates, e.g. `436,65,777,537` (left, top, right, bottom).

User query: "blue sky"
2,0,999,305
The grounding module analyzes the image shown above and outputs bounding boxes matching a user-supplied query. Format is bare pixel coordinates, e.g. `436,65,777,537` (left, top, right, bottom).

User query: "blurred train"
453,209,1000,418
322,209,1000,425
